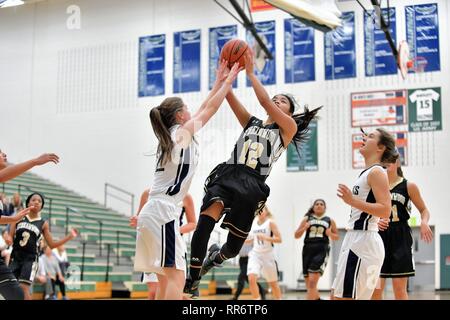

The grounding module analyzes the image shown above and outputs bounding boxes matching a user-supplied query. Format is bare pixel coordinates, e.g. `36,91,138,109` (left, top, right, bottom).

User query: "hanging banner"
324,11,356,80
284,18,315,83
138,34,165,97
364,8,397,77
247,20,276,86
351,90,407,127
353,131,408,169
173,29,201,93
209,25,238,89
405,3,440,73
408,87,442,132
287,121,318,171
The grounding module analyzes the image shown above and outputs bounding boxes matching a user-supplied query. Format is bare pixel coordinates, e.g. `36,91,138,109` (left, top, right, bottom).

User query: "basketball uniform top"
227,116,285,180
304,214,331,244
250,218,273,254
347,164,387,231
390,178,411,223
12,216,46,257
149,125,199,206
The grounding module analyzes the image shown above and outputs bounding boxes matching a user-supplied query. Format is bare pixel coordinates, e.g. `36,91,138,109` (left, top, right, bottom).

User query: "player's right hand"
34,153,60,165
129,216,138,228
14,207,31,221
378,218,389,231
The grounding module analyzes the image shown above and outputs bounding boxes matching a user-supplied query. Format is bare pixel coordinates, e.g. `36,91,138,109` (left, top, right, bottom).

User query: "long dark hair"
279,94,321,156
149,97,184,165
376,128,399,164
304,199,326,217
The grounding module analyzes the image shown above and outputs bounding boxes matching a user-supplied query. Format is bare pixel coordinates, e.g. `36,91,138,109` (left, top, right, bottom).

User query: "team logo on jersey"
254,200,266,216
353,186,360,195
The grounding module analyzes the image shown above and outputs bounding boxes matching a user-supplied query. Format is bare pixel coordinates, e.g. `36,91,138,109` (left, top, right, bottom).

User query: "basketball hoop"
409,56,428,74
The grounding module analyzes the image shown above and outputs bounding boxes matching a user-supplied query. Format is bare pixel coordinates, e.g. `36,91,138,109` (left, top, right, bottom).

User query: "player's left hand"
337,184,354,206
420,222,433,243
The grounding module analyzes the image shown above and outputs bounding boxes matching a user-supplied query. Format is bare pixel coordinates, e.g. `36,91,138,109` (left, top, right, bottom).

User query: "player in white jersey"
130,188,196,299
133,61,242,300
332,128,398,300
185,49,320,297
246,206,282,300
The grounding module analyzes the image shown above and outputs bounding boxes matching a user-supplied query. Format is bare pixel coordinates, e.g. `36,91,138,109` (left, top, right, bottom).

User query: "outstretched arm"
0,207,31,225
178,63,242,146
43,221,77,249
408,182,433,243
0,154,59,183
193,60,229,118
226,90,251,128
244,50,297,145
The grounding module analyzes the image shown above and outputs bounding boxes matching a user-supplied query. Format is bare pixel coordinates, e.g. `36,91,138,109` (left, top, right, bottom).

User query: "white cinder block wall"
0,0,449,290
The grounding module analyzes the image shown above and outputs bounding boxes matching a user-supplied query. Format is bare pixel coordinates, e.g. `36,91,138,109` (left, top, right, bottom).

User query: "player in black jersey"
0,149,59,300
372,160,433,300
294,199,339,300
185,49,321,297
8,192,78,299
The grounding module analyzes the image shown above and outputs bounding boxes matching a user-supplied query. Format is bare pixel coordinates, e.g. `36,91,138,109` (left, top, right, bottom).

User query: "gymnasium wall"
0,0,448,290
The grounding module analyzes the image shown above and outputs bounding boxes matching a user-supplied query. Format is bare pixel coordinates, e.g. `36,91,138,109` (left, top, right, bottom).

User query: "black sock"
214,232,246,264
189,214,216,281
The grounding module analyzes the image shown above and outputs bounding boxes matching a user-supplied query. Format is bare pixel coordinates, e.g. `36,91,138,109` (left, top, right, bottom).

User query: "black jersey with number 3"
390,178,411,223
12,216,46,257
304,215,331,244
227,116,285,180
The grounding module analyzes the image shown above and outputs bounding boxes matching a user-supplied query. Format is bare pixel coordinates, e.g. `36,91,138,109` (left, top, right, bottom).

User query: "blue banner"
138,34,165,97
246,20,276,86
324,12,356,80
209,25,238,89
364,8,397,77
405,3,440,73
173,29,201,93
284,18,315,83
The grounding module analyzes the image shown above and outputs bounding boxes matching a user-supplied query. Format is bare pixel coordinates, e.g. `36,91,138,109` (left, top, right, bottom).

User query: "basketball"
220,38,248,69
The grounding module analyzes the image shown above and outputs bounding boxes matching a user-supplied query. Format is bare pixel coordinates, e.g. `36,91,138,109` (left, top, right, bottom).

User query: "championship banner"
209,25,238,89
285,18,315,83
246,20,276,86
405,3,441,73
364,8,397,77
324,11,356,80
138,34,165,97
173,29,201,93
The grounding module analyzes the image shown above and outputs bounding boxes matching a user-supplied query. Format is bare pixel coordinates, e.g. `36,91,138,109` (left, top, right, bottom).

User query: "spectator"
52,245,70,278
9,193,24,216
41,246,68,300
33,250,54,300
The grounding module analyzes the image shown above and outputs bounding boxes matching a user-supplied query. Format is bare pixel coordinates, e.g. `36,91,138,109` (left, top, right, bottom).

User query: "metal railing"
66,206,104,256
104,183,135,216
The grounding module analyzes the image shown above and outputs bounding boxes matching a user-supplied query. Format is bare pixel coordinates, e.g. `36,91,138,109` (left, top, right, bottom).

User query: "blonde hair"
263,205,273,218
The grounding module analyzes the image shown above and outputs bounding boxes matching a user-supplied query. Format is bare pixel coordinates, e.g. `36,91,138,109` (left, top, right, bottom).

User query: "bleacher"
1,171,242,299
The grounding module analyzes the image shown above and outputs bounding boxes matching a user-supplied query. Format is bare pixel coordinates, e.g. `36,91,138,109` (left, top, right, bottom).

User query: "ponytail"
291,106,322,157
149,97,184,165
